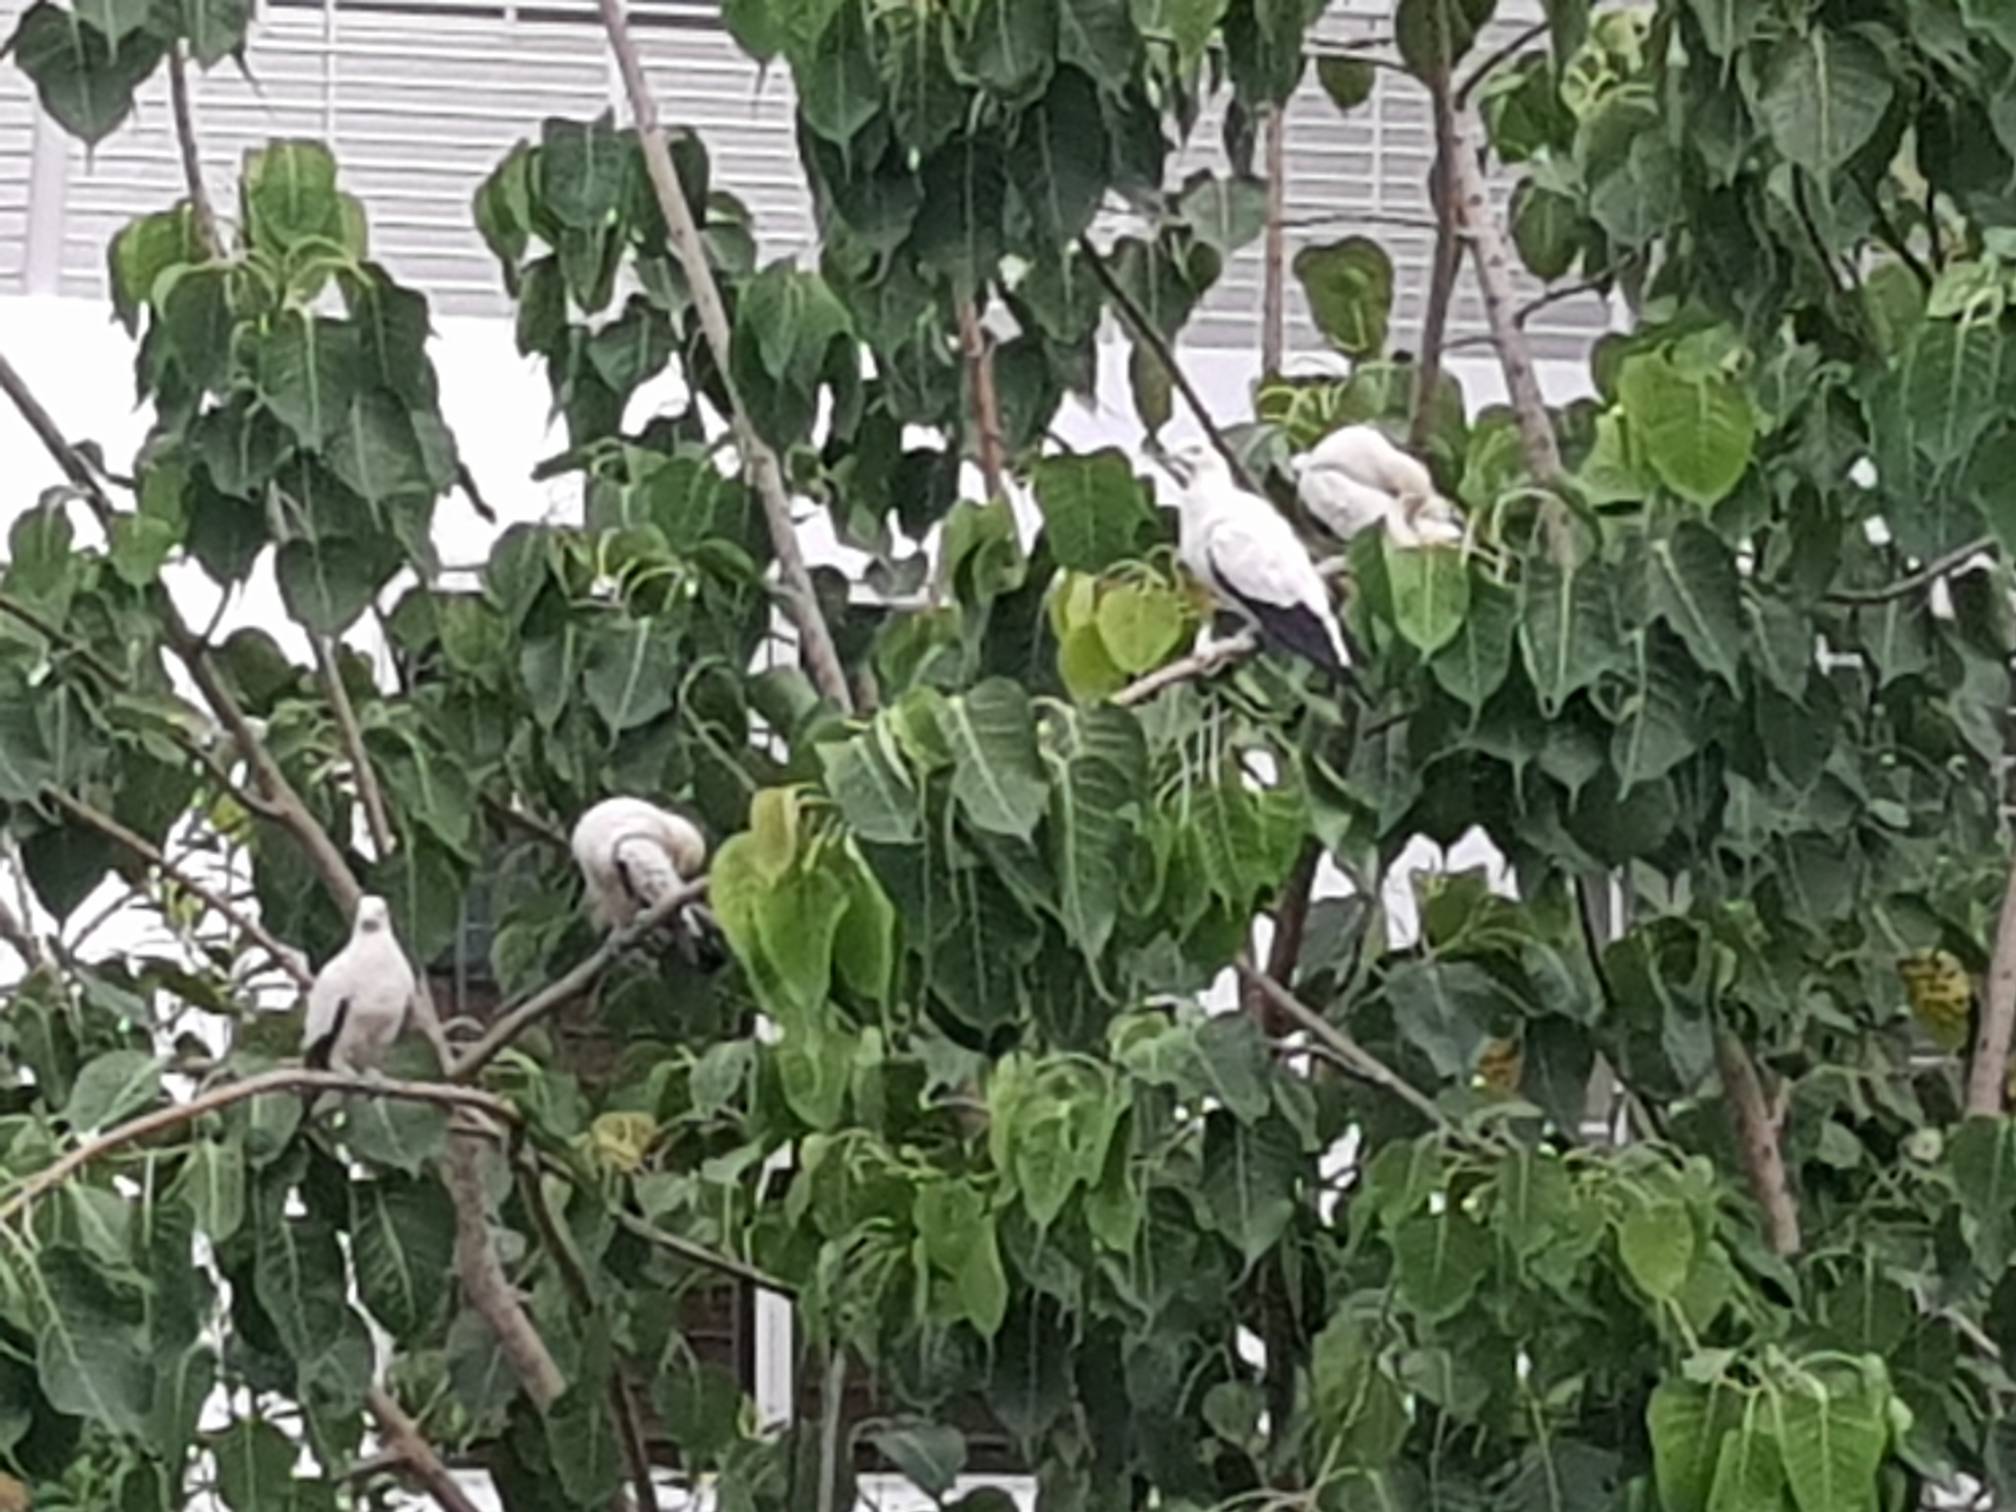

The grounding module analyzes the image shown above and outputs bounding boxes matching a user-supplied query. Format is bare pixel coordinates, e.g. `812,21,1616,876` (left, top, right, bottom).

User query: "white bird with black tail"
302,894,414,1077
571,797,717,964
1161,439,1350,682
1290,423,1465,549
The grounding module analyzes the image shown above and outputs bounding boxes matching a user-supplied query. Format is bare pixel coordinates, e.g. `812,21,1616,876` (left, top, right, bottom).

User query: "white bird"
1290,424,1464,549
571,796,709,933
1161,439,1350,681
302,894,414,1077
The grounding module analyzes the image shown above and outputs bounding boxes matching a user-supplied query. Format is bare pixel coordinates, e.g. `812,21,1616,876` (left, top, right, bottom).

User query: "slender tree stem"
1261,104,1288,378
1827,537,1996,606
595,0,854,713
1077,235,1260,493
1713,1030,1801,1255
43,787,315,989
365,1386,487,1512
166,46,224,258
1968,861,2016,1116
956,297,1007,502
1412,46,1461,453
314,635,396,858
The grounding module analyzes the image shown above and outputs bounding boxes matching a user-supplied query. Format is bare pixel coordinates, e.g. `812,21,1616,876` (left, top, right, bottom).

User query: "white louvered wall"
1,0,1606,356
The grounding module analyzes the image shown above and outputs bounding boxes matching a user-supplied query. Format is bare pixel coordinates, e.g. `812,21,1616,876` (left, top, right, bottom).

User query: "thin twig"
1261,104,1287,378
1968,861,2016,1117
1235,962,1448,1129
166,46,223,258
0,351,115,510
453,876,710,1079
1114,631,1260,706
816,1347,848,1512
0,1068,519,1225
1713,1030,1800,1256
1077,235,1260,493
314,636,396,858
1246,841,1321,1036
1826,537,1995,606
606,1202,798,1296
956,297,1007,502
0,893,40,971
42,787,315,990
596,0,854,714
1441,276,1614,351
0,592,126,685
365,1387,486,1512
483,793,570,849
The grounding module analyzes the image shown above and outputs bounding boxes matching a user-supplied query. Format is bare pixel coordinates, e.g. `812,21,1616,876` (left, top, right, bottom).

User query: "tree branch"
1077,235,1261,493
1826,537,1995,606
956,297,1007,503
42,787,315,990
606,1201,798,1296
1443,110,1564,489
596,0,853,715
1245,841,1320,1035
1261,104,1287,378
1411,56,1460,454
166,46,223,259
1968,859,2016,1117
314,636,396,858
1234,962,1448,1129
1114,631,1259,707
365,1386,486,1512
453,876,710,1079
0,1068,518,1225
1713,1030,1800,1256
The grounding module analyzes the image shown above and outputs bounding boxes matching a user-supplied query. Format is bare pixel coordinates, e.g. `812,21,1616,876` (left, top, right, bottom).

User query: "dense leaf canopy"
4,0,2016,1509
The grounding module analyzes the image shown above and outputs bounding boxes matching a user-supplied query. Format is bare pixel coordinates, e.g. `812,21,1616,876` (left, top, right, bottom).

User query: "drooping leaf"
945,680,1050,839
1032,450,1157,572
1294,238,1394,357
62,1050,160,1133
1389,1211,1491,1322
1756,29,1895,175
1619,352,1756,507
351,1176,455,1345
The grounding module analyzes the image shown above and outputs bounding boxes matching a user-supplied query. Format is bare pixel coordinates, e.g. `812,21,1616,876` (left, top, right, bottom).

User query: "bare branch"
1114,631,1259,707
1077,234,1261,493
452,875,709,1080
1261,105,1287,378
1245,841,1321,1035
0,1068,519,1225
365,1387,486,1512
0,350,119,514
166,46,224,259
1411,59,1460,454
1234,962,1449,1130
1713,1030,1801,1255
314,636,396,858
1827,537,1996,607
483,793,571,850
596,0,854,715
957,297,1008,503
0,891,41,972
1444,110,1564,488
42,787,315,990
1968,860,2016,1117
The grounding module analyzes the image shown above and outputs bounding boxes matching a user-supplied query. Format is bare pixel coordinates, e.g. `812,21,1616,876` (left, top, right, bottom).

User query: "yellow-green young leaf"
831,849,897,1004
755,863,851,1019
1048,570,1101,642
1382,538,1470,654
957,1215,1009,1337
747,786,801,883
1618,1200,1696,1300
776,1006,853,1130
915,1179,986,1273
1096,582,1186,673
1707,1412,1786,1512
1294,237,1394,357
588,1111,658,1175
1060,622,1127,701
1618,351,1756,507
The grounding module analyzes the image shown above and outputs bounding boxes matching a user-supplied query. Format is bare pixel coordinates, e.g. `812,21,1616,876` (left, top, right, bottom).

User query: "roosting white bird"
302,894,415,1078
572,794,709,926
1290,424,1464,549
1162,439,1350,682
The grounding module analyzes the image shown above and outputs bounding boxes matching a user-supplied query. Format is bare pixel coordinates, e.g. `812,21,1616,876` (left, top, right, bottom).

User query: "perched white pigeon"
1290,424,1464,549
302,894,414,1077
1162,439,1350,681
571,797,709,932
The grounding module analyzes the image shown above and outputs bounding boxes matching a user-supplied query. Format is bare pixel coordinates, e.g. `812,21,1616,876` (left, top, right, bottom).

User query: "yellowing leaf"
589,1112,658,1174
